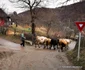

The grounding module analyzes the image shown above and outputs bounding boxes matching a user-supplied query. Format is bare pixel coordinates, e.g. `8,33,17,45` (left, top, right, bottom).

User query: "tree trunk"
30,8,36,45
14,24,17,36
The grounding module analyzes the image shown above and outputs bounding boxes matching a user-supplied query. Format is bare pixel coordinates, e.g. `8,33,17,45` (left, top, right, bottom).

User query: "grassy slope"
0,34,20,44
67,37,85,70
0,24,47,43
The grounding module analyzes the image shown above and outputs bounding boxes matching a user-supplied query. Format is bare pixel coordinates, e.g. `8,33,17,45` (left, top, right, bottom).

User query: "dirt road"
0,38,81,70
0,47,81,70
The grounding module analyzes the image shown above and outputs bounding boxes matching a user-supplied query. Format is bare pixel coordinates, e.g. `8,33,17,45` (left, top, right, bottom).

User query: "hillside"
10,1,85,37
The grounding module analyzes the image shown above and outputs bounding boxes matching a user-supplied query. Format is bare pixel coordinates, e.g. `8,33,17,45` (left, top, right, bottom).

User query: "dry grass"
66,37,85,70
0,34,20,44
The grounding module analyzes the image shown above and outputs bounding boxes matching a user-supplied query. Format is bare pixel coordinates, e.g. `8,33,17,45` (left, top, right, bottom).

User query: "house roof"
0,8,8,19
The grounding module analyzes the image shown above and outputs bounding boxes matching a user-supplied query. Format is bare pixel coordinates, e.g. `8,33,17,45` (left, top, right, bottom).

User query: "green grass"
11,24,32,33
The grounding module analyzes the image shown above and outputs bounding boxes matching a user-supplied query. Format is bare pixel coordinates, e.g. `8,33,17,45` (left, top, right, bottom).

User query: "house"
0,8,11,26
0,8,11,34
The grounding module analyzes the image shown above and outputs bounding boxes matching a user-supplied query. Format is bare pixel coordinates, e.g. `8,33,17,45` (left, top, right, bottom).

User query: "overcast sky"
0,0,80,14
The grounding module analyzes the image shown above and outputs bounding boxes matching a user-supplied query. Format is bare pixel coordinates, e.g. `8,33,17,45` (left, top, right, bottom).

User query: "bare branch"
9,0,30,5
62,0,70,4
57,0,71,7
31,0,37,7
21,0,30,5
35,0,42,7
28,0,30,4
32,0,42,8
22,0,29,4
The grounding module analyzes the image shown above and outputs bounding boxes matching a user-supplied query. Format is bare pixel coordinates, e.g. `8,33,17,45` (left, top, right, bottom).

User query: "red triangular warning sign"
76,22,85,32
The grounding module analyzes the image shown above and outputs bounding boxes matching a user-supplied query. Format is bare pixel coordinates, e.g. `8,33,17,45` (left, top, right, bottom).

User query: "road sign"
75,22,85,61
76,22,85,32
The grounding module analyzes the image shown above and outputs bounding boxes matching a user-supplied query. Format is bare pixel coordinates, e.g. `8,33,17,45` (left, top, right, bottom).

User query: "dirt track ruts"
0,46,81,70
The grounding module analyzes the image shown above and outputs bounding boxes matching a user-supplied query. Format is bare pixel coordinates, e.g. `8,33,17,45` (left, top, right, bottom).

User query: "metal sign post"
76,22,85,61
77,32,81,61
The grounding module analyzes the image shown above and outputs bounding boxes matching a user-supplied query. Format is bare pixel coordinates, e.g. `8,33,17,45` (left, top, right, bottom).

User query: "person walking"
20,32,26,47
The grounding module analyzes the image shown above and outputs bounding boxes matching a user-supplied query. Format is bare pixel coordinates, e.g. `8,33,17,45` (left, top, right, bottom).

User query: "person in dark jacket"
20,32,26,47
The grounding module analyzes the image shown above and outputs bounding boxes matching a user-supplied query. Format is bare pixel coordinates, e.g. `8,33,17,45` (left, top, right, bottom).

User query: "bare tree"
12,11,18,36
46,21,52,37
9,0,44,44
47,23,51,37
9,0,74,44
